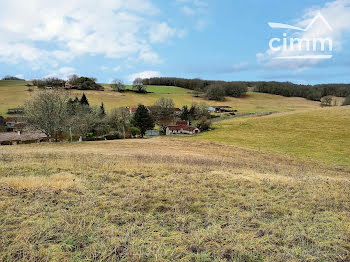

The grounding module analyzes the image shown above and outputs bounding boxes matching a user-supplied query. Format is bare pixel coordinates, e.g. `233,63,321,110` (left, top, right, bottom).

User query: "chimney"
17,130,21,135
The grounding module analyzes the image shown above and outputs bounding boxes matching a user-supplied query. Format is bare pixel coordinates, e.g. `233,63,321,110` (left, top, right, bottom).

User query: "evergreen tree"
180,105,190,121
67,97,80,116
132,105,155,137
99,102,106,117
80,93,89,106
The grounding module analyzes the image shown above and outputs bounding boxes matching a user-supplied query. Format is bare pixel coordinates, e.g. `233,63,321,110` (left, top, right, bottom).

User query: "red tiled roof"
182,126,198,131
0,131,47,143
167,125,183,131
176,121,188,126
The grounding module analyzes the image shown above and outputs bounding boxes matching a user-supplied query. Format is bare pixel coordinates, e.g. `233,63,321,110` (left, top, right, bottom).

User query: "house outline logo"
267,12,333,59
268,12,332,32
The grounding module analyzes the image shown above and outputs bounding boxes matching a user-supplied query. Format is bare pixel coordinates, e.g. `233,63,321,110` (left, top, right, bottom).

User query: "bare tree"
321,96,333,107
154,97,175,109
68,74,79,84
132,78,146,93
108,107,131,139
111,79,125,92
24,90,69,141
70,106,99,140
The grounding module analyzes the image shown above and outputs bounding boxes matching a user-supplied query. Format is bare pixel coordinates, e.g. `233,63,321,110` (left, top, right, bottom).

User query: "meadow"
194,106,350,166
0,80,320,116
1,80,349,261
1,139,350,261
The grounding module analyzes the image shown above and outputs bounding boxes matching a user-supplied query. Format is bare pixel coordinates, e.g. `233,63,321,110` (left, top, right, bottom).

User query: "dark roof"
5,117,27,123
211,106,232,109
0,131,47,143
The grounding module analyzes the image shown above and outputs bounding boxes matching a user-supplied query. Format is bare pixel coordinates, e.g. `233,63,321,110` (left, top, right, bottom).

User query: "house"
172,108,182,116
65,82,72,89
127,106,139,114
166,121,200,135
0,131,48,145
5,117,27,131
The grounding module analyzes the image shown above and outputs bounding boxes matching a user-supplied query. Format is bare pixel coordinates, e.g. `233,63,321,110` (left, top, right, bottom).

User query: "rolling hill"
193,106,350,166
0,80,320,116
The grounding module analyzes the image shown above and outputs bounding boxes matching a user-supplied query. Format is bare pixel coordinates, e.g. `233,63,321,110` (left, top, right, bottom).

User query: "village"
0,102,237,145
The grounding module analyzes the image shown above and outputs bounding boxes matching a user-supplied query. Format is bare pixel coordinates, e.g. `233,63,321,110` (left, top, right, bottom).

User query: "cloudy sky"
0,0,350,84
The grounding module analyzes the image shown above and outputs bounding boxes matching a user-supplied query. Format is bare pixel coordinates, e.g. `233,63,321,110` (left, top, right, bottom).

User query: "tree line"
32,75,104,90
143,77,350,102
254,81,350,101
2,75,25,81
142,77,248,100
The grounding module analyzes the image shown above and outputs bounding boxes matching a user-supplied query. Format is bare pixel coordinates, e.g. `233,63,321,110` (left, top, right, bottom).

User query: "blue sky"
0,0,350,84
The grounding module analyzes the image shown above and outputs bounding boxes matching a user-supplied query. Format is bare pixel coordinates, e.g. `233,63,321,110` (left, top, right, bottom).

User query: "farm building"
5,117,27,131
166,121,200,135
0,131,48,145
208,106,237,113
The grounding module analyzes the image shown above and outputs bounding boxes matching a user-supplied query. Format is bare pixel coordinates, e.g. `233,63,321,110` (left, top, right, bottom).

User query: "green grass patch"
194,106,350,166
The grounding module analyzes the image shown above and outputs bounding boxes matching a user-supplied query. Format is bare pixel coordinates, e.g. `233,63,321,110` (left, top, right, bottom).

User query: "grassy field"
0,80,320,116
1,139,350,261
193,106,350,166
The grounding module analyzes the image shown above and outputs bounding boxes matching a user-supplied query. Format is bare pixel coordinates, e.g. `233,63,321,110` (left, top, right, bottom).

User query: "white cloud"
0,0,186,71
149,22,186,43
15,74,24,79
100,66,109,71
177,0,209,30
113,66,121,72
128,70,161,82
182,6,196,15
44,67,76,80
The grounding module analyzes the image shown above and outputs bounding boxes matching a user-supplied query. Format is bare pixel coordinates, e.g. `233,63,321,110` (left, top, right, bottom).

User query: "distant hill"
1,75,25,81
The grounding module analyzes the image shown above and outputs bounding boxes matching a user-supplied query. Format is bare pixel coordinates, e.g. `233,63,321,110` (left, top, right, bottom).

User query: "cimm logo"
268,12,333,59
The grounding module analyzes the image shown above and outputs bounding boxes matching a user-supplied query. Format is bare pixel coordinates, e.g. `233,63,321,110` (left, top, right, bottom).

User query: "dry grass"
0,173,81,192
1,139,350,261
0,80,320,116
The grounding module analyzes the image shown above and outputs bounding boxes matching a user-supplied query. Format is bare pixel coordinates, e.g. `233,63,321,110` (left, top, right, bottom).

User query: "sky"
0,0,350,84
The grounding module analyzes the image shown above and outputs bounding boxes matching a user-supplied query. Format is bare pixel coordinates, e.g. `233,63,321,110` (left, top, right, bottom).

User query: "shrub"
343,96,350,106
321,96,333,107
130,127,141,137
197,117,211,131
206,85,226,101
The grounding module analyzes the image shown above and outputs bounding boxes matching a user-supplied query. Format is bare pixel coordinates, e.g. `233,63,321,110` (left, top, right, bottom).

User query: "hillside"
1,139,350,261
1,80,350,261
194,106,350,166
0,80,320,116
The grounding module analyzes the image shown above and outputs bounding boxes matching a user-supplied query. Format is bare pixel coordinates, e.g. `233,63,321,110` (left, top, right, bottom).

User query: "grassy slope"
0,80,320,116
193,106,350,166
0,81,37,115
1,139,350,261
